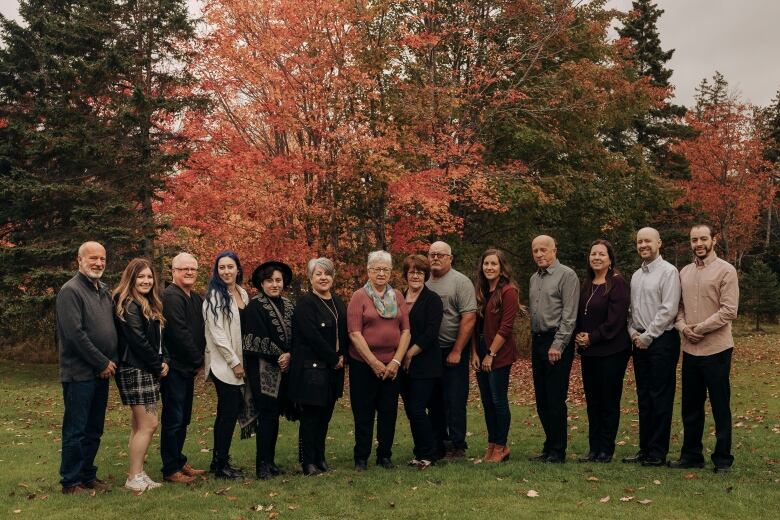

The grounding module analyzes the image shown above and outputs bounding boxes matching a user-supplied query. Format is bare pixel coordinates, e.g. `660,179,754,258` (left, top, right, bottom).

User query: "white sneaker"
140,472,162,489
125,473,149,492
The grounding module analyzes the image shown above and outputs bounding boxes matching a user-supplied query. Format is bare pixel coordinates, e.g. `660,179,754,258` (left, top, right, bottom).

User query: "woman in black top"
289,257,347,475
574,240,631,463
113,258,169,492
400,255,444,468
241,260,295,480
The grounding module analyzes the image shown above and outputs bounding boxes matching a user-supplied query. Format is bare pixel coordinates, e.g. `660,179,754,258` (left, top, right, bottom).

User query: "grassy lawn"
1,321,778,519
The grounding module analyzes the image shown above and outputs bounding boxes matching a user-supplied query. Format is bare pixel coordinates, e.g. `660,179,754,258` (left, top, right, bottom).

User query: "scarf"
363,281,398,319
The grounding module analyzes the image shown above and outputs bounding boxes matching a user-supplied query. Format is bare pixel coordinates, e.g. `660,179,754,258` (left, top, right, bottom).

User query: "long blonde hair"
113,258,165,325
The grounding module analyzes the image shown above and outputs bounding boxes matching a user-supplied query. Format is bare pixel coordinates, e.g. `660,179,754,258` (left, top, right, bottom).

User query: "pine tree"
0,0,201,343
616,0,694,179
740,260,780,331
759,89,780,272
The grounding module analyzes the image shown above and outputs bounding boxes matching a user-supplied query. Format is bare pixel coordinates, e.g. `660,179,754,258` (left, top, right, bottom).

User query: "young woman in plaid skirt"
113,258,170,492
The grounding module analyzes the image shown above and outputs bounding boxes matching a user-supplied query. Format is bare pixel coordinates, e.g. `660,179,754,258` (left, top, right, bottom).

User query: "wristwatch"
488,351,496,358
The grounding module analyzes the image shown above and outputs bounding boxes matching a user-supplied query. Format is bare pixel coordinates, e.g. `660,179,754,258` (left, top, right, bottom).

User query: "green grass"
1,321,778,519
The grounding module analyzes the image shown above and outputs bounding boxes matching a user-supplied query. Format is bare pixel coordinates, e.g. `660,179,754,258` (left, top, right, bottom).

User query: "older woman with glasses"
400,255,443,469
347,250,411,471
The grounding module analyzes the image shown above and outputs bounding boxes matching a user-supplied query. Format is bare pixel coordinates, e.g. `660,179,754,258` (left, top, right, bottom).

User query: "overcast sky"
1,0,779,107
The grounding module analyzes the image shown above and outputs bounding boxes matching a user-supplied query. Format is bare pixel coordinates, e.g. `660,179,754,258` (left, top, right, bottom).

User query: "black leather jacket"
115,299,168,377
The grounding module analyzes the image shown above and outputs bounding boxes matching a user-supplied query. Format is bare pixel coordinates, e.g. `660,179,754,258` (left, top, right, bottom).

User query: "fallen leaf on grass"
624,487,635,493
586,476,599,482
13,510,21,514
527,490,539,498
653,480,661,485
215,487,231,495
638,499,653,505
620,496,634,502
684,473,697,480
227,496,237,501
249,504,275,512
389,502,396,508
599,496,611,503
268,492,279,497
268,513,279,519
288,505,299,511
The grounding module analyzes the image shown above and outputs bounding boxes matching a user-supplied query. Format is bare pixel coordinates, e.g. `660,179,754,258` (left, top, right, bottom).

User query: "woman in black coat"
289,257,347,476
400,255,444,468
241,260,295,480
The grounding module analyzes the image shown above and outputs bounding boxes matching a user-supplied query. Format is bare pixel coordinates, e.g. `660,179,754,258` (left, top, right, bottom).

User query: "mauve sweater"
574,275,631,357
476,284,520,369
347,287,410,364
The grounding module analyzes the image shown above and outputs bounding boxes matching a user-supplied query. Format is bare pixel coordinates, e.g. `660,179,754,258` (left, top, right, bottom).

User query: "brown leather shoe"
181,464,206,477
483,443,496,461
488,445,510,462
83,478,111,491
164,471,196,484
62,484,88,495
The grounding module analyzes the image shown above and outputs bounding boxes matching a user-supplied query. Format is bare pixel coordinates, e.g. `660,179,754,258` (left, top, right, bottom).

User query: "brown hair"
584,239,621,295
113,258,165,325
402,254,431,282
475,248,519,316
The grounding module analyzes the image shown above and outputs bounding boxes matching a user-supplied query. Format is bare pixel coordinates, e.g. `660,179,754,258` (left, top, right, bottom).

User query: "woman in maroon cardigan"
471,248,520,463
574,239,631,463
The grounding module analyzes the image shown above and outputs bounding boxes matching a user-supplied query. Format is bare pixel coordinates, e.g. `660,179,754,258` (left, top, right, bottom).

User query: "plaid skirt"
116,366,160,406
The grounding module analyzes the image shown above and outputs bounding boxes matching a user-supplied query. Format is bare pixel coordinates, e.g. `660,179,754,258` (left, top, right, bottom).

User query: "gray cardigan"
56,272,118,382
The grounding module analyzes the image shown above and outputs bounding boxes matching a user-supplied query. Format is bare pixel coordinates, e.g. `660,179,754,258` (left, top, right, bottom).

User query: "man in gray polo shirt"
528,235,579,463
426,241,477,459
56,241,118,494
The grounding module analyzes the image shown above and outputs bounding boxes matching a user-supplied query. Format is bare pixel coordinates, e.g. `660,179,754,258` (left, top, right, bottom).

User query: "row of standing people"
55,224,736,494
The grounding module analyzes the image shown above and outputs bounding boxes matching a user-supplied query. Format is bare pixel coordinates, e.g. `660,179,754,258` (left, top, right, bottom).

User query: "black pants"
476,365,511,446
632,329,680,460
256,408,280,465
531,332,574,458
581,349,630,456
401,377,438,461
299,400,336,467
211,373,242,465
160,369,195,476
349,360,400,462
680,348,733,467
429,346,470,452
59,379,109,488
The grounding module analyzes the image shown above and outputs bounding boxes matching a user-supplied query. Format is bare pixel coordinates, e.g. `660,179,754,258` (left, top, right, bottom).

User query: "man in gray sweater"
56,241,118,494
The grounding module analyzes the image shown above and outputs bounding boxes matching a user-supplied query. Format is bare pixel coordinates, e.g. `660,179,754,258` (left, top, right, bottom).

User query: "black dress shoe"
578,452,597,463
528,453,549,462
354,459,368,471
302,464,322,476
316,460,330,472
268,463,284,476
668,459,705,469
640,456,665,467
211,465,240,479
544,455,565,464
225,459,244,476
595,452,613,463
377,457,395,469
256,462,272,480
622,452,645,464
713,465,732,474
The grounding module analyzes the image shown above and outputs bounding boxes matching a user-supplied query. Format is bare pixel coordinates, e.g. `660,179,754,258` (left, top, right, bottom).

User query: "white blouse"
203,285,249,386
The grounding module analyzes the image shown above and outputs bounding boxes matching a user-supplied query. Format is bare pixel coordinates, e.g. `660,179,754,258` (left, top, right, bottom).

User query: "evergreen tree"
0,0,201,343
740,260,780,331
759,89,780,272
615,0,694,179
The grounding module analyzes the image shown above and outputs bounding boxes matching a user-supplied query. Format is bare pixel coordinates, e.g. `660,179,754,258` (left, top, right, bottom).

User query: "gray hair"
171,252,197,269
367,250,392,268
307,257,335,278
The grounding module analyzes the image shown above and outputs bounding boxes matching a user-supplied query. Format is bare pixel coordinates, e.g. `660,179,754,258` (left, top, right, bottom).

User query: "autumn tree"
673,74,775,267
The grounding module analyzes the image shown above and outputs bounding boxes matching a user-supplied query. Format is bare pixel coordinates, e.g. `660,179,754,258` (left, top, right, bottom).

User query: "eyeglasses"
407,271,426,278
369,267,392,274
428,252,451,259
173,267,198,272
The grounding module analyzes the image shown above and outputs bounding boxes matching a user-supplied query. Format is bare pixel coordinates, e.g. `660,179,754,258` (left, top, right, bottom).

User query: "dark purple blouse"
574,274,631,357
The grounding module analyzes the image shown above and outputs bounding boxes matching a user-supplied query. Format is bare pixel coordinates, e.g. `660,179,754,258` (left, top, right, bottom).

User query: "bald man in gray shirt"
528,235,579,463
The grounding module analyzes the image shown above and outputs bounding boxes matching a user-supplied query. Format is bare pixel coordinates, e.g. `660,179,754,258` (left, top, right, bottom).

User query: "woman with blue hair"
203,251,249,479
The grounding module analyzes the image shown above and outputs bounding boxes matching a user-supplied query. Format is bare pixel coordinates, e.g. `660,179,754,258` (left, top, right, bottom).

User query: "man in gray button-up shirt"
56,241,118,494
528,235,579,463
623,227,681,467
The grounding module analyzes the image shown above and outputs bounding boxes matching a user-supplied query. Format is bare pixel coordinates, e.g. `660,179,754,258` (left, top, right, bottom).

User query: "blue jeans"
476,365,511,446
160,369,195,476
430,347,470,452
60,379,109,488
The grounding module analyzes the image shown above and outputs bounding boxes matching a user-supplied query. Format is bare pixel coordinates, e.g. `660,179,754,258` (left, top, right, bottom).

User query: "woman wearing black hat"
241,260,295,479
